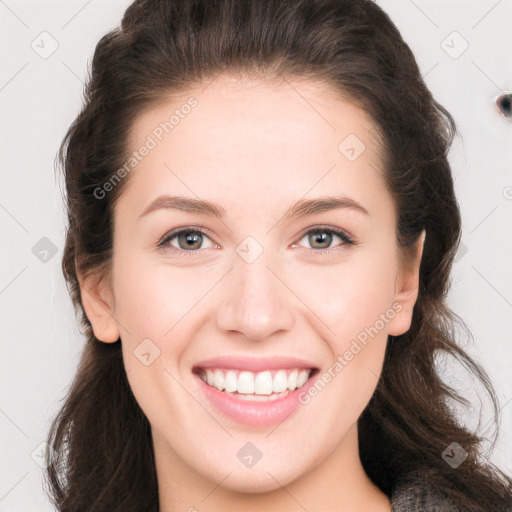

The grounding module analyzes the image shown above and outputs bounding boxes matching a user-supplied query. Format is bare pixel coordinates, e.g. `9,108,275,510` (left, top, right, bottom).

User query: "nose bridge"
215,246,295,341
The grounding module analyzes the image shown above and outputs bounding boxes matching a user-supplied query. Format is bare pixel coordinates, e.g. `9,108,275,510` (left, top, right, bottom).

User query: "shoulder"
390,480,458,512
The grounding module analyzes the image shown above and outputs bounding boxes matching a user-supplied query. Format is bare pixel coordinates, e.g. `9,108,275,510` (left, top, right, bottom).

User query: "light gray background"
1,0,511,509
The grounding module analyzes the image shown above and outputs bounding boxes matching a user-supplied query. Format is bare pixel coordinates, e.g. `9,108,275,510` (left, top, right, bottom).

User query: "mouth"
191,356,319,426
192,367,317,401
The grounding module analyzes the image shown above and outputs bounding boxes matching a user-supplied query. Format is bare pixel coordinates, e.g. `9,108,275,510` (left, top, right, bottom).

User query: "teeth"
254,371,273,395
296,369,309,388
224,370,238,392
238,371,254,394
287,369,297,391
200,368,312,396
272,369,288,393
213,369,224,391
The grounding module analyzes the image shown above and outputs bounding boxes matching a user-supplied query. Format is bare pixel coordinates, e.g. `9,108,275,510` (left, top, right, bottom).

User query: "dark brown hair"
45,0,512,510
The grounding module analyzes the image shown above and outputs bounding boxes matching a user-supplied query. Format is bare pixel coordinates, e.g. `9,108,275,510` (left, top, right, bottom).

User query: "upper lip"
193,355,319,372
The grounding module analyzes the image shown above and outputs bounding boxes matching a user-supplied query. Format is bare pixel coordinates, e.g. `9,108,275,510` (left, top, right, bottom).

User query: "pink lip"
193,355,317,372
193,367,319,428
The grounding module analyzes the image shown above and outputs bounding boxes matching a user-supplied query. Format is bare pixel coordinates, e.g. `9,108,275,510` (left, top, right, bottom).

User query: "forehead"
121,75,388,218
130,74,381,150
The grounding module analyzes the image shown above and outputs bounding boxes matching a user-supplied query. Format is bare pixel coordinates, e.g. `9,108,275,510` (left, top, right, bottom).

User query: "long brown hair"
45,1,512,510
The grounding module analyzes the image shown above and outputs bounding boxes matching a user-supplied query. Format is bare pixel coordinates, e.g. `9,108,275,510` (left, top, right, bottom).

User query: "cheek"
112,257,202,435
111,255,216,341
293,251,397,443
290,248,398,349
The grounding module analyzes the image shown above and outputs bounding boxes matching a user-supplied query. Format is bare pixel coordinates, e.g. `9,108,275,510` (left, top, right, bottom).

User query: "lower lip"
194,372,317,427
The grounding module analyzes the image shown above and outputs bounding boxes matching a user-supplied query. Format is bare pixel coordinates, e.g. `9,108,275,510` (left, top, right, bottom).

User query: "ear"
78,269,120,343
387,230,425,337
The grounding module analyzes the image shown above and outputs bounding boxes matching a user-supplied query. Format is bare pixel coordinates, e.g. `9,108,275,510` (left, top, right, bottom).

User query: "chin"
215,467,297,494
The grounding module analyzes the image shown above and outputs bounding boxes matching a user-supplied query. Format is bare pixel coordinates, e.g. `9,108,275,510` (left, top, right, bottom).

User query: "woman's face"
83,75,420,494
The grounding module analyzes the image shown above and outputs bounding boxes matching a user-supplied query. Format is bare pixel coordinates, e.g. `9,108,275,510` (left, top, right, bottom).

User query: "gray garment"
390,480,512,511
390,482,459,511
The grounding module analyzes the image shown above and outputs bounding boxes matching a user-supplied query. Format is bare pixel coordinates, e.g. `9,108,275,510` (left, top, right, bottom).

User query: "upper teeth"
199,368,311,395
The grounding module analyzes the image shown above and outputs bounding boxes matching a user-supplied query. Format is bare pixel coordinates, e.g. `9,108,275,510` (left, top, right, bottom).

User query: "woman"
44,0,512,510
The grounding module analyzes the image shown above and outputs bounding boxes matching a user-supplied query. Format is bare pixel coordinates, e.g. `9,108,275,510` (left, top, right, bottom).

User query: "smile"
197,368,312,399
192,357,319,426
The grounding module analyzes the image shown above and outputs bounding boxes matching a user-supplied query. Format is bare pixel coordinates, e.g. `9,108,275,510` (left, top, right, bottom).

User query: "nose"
215,252,295,342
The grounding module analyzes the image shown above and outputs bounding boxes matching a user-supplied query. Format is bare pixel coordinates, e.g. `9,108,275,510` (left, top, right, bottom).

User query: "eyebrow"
137,194,369,220
138,195,226,219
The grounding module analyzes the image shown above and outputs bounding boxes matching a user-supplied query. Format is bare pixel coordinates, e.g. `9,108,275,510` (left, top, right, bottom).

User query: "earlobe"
78,271,120,343
387,230,425,337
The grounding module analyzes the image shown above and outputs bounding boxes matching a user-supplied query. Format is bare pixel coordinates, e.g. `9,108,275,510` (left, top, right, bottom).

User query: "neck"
154,424,391,512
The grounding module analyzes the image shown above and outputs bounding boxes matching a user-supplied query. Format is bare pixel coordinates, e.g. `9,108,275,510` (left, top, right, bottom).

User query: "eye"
158,227,218,254
292,226,354,252
157,225,355,256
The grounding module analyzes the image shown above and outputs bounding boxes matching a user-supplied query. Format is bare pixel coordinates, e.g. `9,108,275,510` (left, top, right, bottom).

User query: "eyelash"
157,225,355,257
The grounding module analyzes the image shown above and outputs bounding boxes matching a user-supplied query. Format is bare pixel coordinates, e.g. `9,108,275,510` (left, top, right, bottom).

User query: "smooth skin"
79,74,423,512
